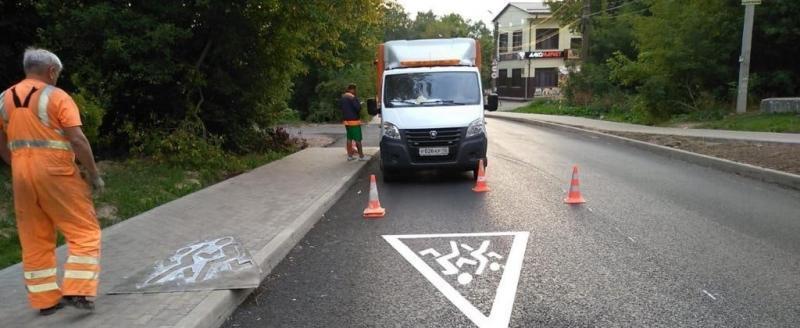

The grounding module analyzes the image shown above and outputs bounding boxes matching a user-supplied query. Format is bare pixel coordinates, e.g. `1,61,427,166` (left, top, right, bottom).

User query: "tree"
750,1,800,97
552,0,800,120
608,0,741,119
25,0,382,153
0,1,42,88
382,1,413,41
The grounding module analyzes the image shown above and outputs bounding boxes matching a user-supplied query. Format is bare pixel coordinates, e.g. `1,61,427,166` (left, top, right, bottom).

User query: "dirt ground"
607,132,800,175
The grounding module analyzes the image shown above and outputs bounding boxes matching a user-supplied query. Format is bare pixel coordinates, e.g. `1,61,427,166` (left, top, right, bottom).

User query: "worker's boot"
64,296,95,311
39,302,64,316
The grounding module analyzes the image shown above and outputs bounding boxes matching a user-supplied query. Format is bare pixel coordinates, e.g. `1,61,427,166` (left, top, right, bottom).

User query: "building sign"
499,50,570,61
525,51,563,59
741,0,760,5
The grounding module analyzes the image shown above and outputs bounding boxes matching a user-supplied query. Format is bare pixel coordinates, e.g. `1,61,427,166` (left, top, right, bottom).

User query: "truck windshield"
384,72,480,108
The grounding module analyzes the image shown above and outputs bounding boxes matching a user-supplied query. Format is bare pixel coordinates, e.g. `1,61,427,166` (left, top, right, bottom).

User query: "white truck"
367,38,498,182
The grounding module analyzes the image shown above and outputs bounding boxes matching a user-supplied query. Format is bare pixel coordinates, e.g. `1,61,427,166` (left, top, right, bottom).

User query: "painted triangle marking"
383,232,529,328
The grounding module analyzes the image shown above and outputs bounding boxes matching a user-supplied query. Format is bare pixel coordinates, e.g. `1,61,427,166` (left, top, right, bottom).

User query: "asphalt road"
225,118,800,327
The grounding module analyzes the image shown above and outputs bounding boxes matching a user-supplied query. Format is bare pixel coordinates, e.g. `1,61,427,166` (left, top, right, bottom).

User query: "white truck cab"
367,38,498,181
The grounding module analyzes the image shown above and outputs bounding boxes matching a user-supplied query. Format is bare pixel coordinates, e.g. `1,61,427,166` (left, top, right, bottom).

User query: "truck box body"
374,38,492,180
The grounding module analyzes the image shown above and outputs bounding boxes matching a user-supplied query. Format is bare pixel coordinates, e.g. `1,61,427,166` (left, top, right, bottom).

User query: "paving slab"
488,111,800,144
0,147,377,328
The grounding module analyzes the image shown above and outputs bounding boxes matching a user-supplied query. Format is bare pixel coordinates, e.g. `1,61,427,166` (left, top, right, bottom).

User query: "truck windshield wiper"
420,100,467,106
389,100,420,107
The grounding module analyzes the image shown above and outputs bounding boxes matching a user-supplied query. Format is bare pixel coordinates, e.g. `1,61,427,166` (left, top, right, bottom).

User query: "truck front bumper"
379,132,487,171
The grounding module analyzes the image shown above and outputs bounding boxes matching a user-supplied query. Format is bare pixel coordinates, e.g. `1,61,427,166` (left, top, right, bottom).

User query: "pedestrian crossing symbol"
383,232,529,328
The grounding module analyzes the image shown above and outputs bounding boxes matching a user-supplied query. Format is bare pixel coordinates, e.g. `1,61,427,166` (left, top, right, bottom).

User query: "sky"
395,0,514,28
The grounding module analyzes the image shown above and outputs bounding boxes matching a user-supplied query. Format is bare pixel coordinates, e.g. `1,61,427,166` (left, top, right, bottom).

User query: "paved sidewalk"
497,100,532,112
487,111,800,144
0,147,376,328
283,116,382,148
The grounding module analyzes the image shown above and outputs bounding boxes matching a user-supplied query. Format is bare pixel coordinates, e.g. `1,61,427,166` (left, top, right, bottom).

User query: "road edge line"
174,148,378,328
487,114,800,191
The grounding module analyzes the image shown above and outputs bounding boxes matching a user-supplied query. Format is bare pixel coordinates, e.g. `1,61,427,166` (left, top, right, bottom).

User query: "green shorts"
345,125,362,141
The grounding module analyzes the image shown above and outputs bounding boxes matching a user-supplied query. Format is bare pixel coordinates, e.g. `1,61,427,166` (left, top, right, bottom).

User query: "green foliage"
0,1,384,156
515,96,654,125
699,113,800,133
621,0,740,115
306,63,375,123
288,1,383,120
557,0,800,122
71,90,105,144
750,1,800,98
140,127,232,170
274,107,302,125
0,167,13,223
382,1,413,41
514,99,606,117
0,2,42,88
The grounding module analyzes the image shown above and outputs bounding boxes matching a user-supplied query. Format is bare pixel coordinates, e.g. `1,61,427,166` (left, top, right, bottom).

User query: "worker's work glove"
90,174,105,194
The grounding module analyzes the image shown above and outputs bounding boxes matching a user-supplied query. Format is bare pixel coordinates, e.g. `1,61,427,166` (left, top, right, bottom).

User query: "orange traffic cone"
363,174,386,219
564,165,586,204
472,159,490,192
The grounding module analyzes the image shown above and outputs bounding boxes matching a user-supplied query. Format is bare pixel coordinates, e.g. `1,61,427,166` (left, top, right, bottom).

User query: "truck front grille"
404,127,463,162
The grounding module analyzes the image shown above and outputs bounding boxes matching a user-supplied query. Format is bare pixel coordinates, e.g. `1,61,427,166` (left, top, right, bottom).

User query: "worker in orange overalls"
0,48,104,315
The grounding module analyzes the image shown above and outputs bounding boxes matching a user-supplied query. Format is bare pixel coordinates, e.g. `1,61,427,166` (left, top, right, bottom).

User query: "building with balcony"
492,2,581,100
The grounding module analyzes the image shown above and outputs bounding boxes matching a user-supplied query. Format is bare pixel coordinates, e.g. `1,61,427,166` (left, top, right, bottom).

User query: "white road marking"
587,207,594,213
456,257,478,268
437,241,461,275
383,231,529,328
470,241,491,275
419,248,441,257
702,290,717,300
627,237,636,243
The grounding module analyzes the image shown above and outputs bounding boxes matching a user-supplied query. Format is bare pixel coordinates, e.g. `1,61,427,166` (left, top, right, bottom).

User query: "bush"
304,63,375,123
306,100,340,123
127,121,233,170
228,125,307,154
72,90,105,144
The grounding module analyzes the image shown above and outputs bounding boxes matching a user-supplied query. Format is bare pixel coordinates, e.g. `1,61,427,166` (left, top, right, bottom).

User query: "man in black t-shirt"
339,84,370,161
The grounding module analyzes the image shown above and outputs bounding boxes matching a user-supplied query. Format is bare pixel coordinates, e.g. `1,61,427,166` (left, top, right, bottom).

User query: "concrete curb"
174,148,378,328
487,113,800,191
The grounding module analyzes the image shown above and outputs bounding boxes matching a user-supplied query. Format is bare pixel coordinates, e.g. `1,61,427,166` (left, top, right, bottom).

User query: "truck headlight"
382,122,401,140
466,118,485,138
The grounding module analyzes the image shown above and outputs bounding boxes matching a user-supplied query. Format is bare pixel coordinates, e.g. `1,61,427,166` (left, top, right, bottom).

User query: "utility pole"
735,0,760,114
580,0,590,60
489,10,499,94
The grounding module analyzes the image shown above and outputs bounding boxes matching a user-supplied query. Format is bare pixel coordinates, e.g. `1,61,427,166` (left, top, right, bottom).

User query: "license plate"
419,147,449,156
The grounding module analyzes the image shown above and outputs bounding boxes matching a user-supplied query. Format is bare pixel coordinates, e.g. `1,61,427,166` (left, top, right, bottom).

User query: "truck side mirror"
367,98,380,115
484,94,499,111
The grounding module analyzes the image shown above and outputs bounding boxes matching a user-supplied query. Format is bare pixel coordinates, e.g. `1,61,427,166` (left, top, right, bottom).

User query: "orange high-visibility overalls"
0,79,101,309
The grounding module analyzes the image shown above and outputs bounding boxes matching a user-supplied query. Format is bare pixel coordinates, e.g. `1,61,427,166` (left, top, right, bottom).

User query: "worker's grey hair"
23,48,63,75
